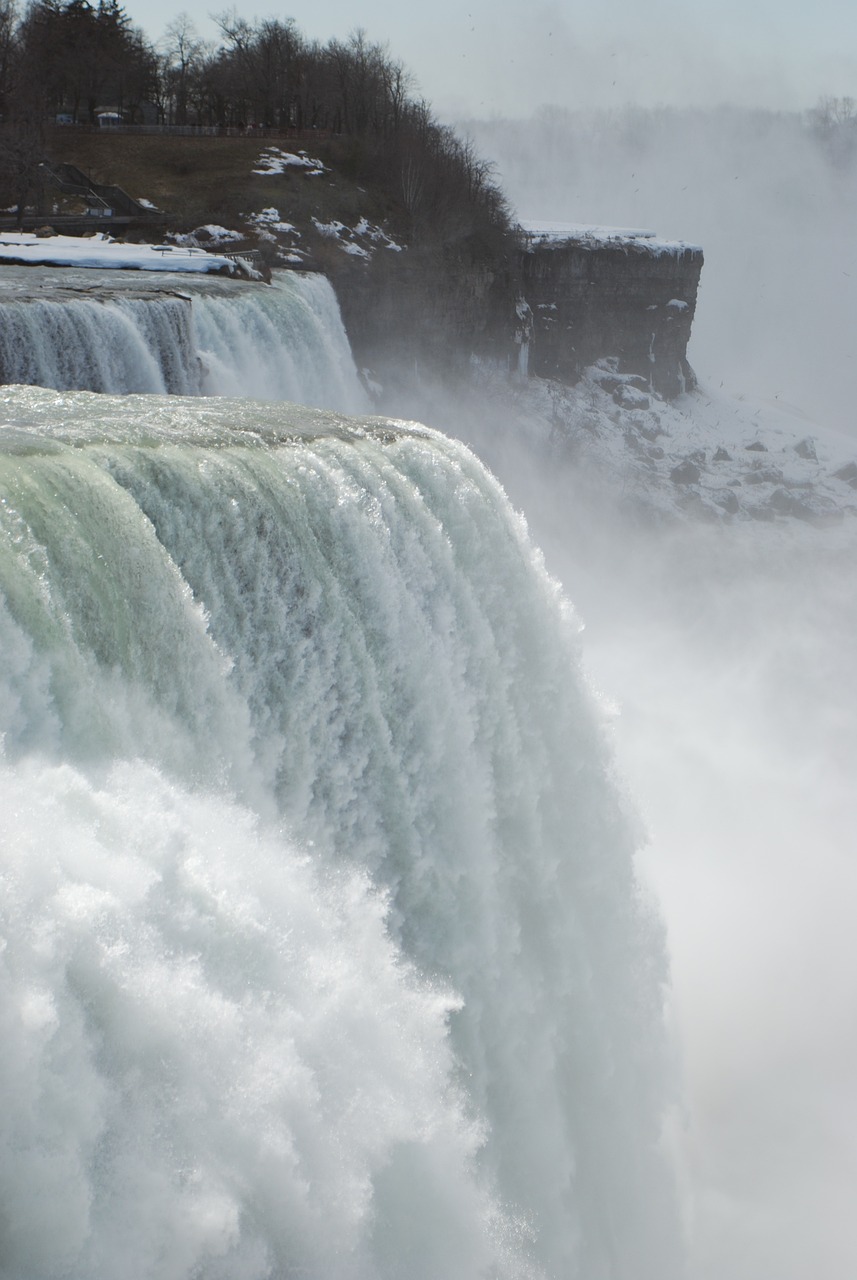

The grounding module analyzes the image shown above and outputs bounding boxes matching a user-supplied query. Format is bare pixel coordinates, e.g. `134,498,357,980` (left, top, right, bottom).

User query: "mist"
462,105,857,438
414,103,857,1279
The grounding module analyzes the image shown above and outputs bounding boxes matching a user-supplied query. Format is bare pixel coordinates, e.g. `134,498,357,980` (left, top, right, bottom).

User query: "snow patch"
253,147,326,176
248,208,299,235
312,217,404,261
169,225,244,247
519,220,701,257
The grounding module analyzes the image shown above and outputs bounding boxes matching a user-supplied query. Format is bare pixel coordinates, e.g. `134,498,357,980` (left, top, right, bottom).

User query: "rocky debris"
589,360,649,395
742,466,784,485
33,225,56,238
614,383,651,410
768,487,816,520
670,458,702,485
712,489,740,514
528,362,857,527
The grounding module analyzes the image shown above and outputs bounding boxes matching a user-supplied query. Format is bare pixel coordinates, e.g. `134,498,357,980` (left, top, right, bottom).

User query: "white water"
0,270,367,412
0,384,683,1279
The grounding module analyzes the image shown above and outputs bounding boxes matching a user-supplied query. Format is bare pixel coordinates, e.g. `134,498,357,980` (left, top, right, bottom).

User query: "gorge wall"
521,233,703,398
330,228,704,400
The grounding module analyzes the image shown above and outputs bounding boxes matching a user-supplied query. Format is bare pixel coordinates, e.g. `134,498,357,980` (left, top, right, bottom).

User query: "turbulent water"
0,382,683,1280
0,269,367,411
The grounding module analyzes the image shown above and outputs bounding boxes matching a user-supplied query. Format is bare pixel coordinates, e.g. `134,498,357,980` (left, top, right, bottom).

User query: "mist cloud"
463,105,857,438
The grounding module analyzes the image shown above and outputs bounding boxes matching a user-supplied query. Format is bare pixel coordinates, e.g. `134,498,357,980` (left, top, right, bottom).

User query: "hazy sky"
129,0,857,118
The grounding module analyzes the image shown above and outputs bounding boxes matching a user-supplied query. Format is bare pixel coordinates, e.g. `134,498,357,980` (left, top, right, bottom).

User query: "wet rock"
794,437,817,461
614,383,651,409
746,440,768,452
768,488,815,520
670,459,701,485
833,461,857,488
638,420,662,441
742,466,784,485
713,446,732,462
712,489,740,514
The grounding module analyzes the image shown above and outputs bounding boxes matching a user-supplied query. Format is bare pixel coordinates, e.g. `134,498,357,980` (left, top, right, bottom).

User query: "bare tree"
160,12,205,123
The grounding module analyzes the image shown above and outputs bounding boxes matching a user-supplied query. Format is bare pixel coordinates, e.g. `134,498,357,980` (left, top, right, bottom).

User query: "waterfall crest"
0,270,367,411
0,388,683,1280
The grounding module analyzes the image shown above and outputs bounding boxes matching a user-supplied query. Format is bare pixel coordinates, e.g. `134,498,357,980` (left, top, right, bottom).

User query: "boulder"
670,459,701,485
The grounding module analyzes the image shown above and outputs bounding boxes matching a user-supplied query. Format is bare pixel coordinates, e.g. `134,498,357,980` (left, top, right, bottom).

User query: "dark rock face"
330,237,520,390
521,238,703,398
330,229,703,402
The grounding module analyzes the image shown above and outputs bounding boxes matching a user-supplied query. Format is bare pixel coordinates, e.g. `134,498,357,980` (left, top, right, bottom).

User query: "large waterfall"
0,278,682,1279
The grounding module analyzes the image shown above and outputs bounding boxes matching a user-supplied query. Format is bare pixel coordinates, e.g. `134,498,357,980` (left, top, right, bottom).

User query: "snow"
472,357,857,527
353,217,404,251
248,208,299,234
518,219,701,256
0,233,239,273
169,225,244,247
253,147,326,176
520,220,657,241
312,216,404,260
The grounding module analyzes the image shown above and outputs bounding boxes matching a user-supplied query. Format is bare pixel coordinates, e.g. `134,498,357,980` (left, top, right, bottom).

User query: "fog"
431,105,857,1278
464,105,857,438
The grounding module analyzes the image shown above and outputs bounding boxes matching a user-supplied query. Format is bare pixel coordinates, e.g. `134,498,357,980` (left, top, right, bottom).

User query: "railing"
223,249,263,267
50,122,334,140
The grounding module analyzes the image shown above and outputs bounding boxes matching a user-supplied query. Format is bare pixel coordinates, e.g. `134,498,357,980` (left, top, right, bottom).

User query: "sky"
130,0,857,118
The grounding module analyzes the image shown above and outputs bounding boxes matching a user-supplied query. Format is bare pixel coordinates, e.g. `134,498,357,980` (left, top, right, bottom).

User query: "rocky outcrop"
520,232,703,398
330,226,703,400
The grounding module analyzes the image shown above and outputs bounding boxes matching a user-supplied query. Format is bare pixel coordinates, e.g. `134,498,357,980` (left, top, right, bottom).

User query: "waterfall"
0,270,368,412
0,387,683,1280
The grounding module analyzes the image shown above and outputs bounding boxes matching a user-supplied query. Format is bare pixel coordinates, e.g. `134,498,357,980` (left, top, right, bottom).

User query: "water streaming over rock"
0,269,367,411
0,278,683,1280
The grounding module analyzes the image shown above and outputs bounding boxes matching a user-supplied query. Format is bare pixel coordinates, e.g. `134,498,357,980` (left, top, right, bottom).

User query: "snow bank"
0,233,239,274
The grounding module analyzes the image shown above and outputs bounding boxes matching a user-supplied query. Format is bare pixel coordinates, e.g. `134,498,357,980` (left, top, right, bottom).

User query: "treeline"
0,1,509,242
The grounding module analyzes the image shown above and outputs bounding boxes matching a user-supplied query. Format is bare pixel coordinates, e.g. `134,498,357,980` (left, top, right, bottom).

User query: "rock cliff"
519,229,703,398
330,225,703,400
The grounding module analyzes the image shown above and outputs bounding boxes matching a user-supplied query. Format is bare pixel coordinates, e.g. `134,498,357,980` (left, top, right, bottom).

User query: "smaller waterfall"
0,269,368,413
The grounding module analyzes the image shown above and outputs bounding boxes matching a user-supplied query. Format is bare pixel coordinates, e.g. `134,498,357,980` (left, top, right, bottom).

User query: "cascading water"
0,276,684,1280
0,269,367,411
